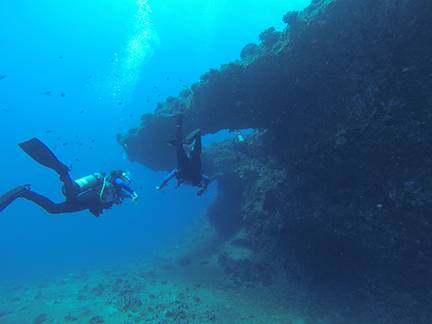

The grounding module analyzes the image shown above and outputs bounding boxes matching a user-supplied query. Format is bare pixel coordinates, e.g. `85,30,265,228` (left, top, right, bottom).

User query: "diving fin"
19,138,68,175
0,185,30,212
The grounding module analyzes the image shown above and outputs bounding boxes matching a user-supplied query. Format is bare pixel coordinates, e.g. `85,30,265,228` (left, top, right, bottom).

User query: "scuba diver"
0,138,138,217
156,115,210,196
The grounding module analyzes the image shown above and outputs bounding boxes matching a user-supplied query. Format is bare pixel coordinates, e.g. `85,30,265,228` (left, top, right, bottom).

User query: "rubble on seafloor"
0,256,312,324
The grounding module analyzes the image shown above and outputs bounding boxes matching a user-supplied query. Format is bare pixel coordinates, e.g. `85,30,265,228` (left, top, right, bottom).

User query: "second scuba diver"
156,115,210,196
0,138,138,217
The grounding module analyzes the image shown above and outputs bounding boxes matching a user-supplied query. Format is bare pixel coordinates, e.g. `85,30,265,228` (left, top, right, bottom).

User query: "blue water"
0,0,310,281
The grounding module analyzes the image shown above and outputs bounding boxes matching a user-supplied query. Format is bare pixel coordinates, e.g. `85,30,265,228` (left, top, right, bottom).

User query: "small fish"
118,102,123,106
45,130,53,134
60,92,66,98
79,109,85,114
56,136,61,141
1,108,9,112
166,77,170,81
79,142,84,146
91,139,96,143
58,55,64,59
87,74,93,79
0,75,6,80
153,85,158,89
74,158,80,162
62,142,69,146
44,91,52,95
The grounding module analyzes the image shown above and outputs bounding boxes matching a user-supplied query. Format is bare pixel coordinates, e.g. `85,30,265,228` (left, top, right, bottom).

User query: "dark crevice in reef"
119,0,432,322
206,174,244,239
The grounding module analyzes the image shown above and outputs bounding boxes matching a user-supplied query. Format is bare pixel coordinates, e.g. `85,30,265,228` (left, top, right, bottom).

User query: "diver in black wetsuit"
0,138,138,217
156,115,210,196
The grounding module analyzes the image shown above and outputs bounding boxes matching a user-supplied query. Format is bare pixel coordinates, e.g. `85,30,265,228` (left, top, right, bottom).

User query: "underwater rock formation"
120,0,432,319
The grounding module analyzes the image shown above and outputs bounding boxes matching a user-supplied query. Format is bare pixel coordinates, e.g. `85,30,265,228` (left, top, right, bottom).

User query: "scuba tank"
62,173,104,196
74,173,104,193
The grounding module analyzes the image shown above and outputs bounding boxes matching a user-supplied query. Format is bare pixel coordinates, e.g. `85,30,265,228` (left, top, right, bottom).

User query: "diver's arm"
114,178,134,193
119,189,132,198
115,178,138,201
117,186,133,198
157,169,177,190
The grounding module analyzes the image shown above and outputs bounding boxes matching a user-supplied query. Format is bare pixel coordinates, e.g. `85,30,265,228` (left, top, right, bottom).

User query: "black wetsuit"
0,138,134,216
158,118,209,195
21,171,108,216
175,121,203,186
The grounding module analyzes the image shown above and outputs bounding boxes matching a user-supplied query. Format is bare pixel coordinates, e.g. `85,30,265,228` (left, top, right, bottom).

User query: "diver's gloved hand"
131,192,139,202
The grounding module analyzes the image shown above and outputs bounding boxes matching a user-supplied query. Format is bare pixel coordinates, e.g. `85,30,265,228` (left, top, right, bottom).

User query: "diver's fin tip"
18,138,66,174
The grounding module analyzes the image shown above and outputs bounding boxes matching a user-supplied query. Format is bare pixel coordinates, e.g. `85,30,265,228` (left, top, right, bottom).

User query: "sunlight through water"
110,0,159,103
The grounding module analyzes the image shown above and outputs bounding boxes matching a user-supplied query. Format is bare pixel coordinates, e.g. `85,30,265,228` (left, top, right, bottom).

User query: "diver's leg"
191,130,202,156
176,145,189,171
190,132,203,183
59,171,78,201
0,185,31,212
185,128,201,145
176,116,189,172
21,190,83,214
175,114,184,146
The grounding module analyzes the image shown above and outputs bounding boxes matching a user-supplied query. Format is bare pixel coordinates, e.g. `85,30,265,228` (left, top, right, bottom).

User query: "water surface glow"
111,0,159,102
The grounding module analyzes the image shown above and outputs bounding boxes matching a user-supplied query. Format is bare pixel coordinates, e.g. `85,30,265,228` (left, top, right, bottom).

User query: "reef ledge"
119,0,432,321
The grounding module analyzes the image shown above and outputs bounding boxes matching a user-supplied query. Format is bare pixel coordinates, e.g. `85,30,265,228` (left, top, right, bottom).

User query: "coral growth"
119,0,432,321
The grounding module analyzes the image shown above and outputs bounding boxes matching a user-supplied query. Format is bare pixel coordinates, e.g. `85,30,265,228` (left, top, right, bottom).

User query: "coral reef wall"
119,0,432,316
